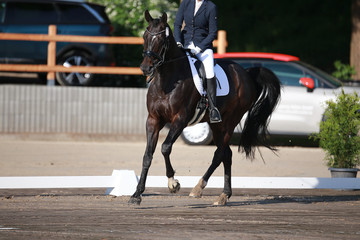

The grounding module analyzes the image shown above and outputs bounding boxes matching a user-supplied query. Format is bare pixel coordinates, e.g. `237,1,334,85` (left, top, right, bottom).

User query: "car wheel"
181,122,213,145
56,50,95,86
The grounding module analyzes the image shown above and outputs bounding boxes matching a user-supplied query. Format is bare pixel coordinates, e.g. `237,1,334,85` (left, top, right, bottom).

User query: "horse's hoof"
189,190,202,198
169,181,181,193
189,186,202,198
128,196,142,205
168,178,181,193
213,193,228,206
189,178,206,198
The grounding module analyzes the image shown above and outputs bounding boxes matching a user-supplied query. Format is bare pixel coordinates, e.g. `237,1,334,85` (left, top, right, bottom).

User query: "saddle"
187,95,208,126
187,53,207,126
191,52,216,88
186,52,229,126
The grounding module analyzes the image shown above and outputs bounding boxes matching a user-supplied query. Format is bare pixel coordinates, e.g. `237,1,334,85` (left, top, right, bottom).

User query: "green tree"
89,0,178,36
88,0,179,87
332,60,357,81
213,0,351,73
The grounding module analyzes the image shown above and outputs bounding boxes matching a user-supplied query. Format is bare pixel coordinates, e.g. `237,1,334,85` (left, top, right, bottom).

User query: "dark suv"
0,0,113,86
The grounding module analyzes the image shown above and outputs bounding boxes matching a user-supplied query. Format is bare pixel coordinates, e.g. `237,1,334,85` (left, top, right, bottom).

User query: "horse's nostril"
140,64,153,76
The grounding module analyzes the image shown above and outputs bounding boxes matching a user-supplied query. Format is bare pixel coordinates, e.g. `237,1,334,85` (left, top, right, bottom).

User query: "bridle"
142,26,187,83
143,27,170,71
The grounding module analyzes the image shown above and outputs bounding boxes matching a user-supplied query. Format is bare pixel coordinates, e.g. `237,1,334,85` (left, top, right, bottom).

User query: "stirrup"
210,108,222,123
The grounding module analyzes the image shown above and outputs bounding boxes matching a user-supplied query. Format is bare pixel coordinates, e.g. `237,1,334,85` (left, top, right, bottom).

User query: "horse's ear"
144,10,153,23
161,12,167,23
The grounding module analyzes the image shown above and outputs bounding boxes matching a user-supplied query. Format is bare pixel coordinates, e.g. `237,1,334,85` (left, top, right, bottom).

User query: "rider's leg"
197,49,222,123
206,76,222,123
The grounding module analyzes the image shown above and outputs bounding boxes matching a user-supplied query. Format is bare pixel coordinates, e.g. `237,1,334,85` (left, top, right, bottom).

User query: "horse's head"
140,10,171,77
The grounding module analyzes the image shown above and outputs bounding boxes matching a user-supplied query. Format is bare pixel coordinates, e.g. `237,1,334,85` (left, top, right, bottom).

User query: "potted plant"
312,89,360,178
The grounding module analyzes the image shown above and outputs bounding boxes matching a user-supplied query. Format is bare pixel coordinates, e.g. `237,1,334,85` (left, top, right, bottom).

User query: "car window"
5,2,58,24
88,3,110,23
237,62,253,69
225,59,304,87
229,59,258,69
304,72,320,88
261,62,303,87
57,3,98,24
0,3,5,23
296,61,342,88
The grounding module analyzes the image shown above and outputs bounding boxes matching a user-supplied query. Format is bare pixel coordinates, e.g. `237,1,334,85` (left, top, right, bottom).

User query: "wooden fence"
0,25,227,86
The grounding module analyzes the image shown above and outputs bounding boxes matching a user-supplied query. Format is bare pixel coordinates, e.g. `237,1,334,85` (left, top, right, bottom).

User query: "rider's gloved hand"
177,42,183,48
191,46,202,55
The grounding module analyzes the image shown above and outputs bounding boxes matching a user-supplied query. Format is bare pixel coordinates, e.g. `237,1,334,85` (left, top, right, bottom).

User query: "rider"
174,0,222,123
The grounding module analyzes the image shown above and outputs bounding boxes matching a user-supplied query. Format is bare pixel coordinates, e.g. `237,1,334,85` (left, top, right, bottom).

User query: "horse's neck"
150,46,199,115
155,50,192,94
165,40,185,62
160,43,187,72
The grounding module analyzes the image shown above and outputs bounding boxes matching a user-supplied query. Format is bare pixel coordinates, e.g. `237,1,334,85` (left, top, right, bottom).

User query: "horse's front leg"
161,121,186,193
129,117,161,205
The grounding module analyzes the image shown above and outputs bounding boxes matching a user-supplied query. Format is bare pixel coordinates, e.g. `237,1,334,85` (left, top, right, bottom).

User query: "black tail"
239,67,281,158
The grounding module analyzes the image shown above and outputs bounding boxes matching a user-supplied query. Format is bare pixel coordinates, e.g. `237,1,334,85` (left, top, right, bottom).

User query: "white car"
181,52,360,145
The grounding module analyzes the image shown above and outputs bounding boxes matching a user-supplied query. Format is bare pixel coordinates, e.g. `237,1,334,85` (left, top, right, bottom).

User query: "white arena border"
0,170,360,196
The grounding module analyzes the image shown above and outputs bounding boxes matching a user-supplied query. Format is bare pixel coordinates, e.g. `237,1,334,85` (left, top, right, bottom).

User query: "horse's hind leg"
190,145,232,205
214,146,232,205
189,147,224,198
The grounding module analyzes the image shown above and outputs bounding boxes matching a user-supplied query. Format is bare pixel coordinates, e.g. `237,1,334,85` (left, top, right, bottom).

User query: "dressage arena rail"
0,170,360,196
0,25,228,85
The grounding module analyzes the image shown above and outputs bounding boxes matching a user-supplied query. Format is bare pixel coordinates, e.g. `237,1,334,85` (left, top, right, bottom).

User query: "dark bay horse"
129,11,281,205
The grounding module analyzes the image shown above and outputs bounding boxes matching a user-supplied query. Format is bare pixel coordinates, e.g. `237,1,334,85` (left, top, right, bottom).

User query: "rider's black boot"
206,77,222,123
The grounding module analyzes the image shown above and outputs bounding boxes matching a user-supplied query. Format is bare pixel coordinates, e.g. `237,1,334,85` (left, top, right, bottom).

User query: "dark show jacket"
174,0,218,51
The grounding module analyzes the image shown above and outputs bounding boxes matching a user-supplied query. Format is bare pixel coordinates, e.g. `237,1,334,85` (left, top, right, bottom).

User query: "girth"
187,96,208,126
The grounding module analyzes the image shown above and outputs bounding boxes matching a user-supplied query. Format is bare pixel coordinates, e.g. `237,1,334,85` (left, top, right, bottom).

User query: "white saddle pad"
186,53,229,96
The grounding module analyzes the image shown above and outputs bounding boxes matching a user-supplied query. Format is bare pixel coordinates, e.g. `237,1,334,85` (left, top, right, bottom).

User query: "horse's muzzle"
140,63,153,76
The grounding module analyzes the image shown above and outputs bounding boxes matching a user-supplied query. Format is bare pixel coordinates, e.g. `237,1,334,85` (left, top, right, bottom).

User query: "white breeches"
186,42,215,79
